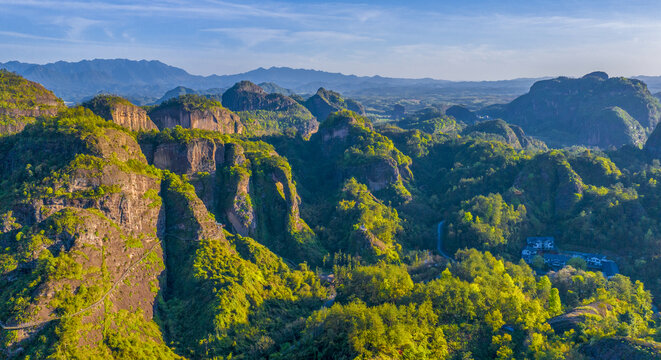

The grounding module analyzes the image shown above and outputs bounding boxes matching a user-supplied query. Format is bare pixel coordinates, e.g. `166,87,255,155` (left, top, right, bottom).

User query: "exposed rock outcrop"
155,86,199,104
548,302,611,334
148,94,243,134
142,138,221,175
81,94,157,131
580,337,661,360
584,106,646,148
138,130,321,263
0,109,173,355
222,81,299,112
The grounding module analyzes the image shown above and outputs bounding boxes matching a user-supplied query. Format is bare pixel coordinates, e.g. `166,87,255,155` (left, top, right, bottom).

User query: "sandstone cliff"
138,129,322,264
0,108,176,357
82,94,157,131
148,94,243,134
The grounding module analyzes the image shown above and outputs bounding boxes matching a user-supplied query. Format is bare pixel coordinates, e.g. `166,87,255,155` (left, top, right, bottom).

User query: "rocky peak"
81,94,157,131
0,109,172,354
304,87,366,121
221,80,299,112
148,94,243,134
221,81,318,138
155,85,199,104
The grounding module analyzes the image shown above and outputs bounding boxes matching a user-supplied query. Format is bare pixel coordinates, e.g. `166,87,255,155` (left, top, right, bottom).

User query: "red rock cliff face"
81,95,158,131
0,93,64,135
141,138,224,175
149,106,244,134
0,107,61,134
0,127,167,349
109,103,157,131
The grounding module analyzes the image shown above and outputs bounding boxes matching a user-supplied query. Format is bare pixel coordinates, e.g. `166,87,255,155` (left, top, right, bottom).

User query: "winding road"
437,221,454,262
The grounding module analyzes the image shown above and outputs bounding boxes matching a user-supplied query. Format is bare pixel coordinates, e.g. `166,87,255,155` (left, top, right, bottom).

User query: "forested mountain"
483,72,661,148
1,71,661,359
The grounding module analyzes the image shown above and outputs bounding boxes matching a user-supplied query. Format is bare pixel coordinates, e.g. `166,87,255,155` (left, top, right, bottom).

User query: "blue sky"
1,0,660,80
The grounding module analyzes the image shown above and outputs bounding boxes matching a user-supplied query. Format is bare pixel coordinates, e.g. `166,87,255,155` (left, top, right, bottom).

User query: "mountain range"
0,59,544,106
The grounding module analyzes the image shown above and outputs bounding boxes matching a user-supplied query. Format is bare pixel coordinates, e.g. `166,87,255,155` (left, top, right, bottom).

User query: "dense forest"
0,69,660,359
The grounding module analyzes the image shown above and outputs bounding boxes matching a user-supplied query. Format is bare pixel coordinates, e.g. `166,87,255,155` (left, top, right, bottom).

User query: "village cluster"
521,237,619,278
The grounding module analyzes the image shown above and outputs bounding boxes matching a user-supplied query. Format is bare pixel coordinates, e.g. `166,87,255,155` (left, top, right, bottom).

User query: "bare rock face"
82,95,157,131
483,72,661,147
148,94,243,134
0,118,170,354
138,131,320,263
221,143,256,237
143,138,222,175
105,103,153,130
580,337,661,360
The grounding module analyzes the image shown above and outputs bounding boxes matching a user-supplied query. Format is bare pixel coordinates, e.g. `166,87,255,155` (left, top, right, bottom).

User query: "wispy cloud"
51,16,103,40
202,27,289,48
202,27,378,48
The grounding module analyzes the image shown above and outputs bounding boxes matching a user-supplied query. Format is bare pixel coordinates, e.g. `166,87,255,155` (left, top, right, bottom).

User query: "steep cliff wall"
148,94,243,134
138,129,322,264
0,108,175,357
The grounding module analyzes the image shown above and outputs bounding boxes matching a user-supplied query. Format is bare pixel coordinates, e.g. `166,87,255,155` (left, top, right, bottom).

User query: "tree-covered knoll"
0,69,64,111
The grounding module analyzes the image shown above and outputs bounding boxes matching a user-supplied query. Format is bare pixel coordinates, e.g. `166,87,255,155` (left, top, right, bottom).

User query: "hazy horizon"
2,0,661,81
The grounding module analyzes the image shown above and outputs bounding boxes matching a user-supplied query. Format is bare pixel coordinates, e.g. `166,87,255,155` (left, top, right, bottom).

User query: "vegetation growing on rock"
1,73,661,359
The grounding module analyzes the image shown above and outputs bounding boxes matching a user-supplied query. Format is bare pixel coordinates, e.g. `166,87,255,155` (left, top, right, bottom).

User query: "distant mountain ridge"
0,58,545,105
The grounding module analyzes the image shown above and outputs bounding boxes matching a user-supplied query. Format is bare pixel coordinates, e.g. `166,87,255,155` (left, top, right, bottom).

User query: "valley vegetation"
0,70,660,359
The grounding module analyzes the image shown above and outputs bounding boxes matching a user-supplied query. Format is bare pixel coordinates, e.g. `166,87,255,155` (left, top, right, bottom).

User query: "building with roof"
521,237,619,277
